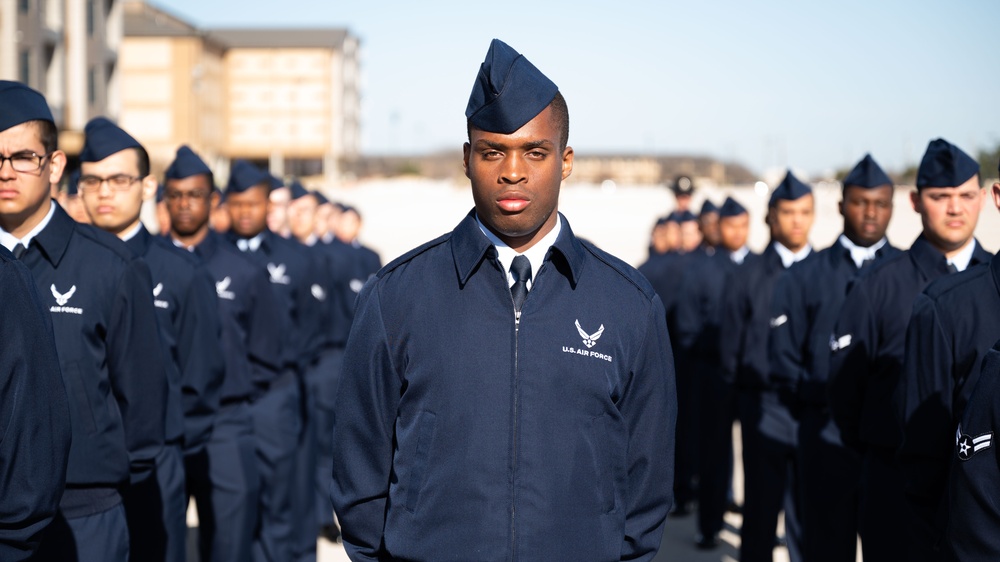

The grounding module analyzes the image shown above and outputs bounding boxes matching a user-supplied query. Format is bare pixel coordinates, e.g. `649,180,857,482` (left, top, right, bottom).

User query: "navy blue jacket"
829,237,991,451
19,204,166,499
769,238,900,406
898,254,1000,543
226,230,328,371
193,231,282,402
945,343,1000,561
127,226,224,452
0,245,71,560
675,248,755,361
319,239,364,347
331,212,677,562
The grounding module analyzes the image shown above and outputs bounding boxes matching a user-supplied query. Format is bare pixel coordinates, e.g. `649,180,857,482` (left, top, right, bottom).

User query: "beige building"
121,1,360,183
0,0,122,153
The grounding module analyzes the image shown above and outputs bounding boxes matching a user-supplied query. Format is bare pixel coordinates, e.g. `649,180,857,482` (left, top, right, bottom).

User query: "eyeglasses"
78,174,141,193
0,152,50,173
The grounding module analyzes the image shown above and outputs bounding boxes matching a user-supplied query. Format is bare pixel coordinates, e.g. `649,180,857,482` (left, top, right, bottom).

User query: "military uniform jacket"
0,245,70,559
769,238,900,406
127,226,224,451
18,204,166,500
226,230,328,370
675,248,754,361
193,231,282,402
331,211,677,562
898,253,1000,539
829,236,991,451
945,344,1000,561
319,239,363,347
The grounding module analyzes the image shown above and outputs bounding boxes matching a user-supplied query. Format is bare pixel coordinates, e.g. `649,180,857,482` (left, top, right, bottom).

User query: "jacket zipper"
511,302,520,561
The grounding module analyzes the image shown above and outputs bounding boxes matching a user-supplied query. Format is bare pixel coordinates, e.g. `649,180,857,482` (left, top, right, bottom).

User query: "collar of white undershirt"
838,234,887,268
120,222,143,242
730,245,750,265
948,238,977,272
773,241,812,269
0,201,56,252
476,214,562,290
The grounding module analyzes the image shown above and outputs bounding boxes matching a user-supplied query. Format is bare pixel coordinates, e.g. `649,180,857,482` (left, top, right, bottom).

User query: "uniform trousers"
186,402,259,562
798,406,861,562
292,371,318,562
31,503,129,562
123,442,186,562
696,358,735,539
859,446,909,562
250,371,302,562
673,353,700,508
309,347,344,528
739,390,802,562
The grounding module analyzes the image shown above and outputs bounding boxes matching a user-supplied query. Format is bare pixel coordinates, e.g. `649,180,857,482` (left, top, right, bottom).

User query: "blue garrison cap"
466,39,559,134
699,200,719,216
288,180,310,201
667,210,697,223
842,154,892,189
917,138,979,189
0,81,54,131
719,196,748,218
268,173,284,190
312,190,329,205
227,160,270,193
80,117,142,162
155,183,165,203
165,145,212,180
67,169,80,196
769,170,813,207
654,215,670,226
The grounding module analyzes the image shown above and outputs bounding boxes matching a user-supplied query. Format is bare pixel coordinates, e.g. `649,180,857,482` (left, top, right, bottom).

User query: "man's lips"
497,194,529,212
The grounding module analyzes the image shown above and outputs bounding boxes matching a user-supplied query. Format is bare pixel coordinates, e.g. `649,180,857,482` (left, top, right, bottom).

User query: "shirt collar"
772,241,812,269
838,234,887,268
476,213,562,289
948,238,978,272
0,200,56,253
236,231,265,252
729,245,750,265
120,222,143,242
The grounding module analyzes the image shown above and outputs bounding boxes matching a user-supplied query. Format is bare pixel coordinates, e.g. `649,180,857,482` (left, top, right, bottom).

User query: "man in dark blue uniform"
720,171,814,562
0,81,168,562
897,150,1000,562
698,199,721,251
946,337,1000,561
675,196,753,547
331,39,677,561
828,139,989,561
164,146,282,562
769,154,899,562
77,118,226,562
0,247,70,560
334,205,382,282
224,160,319,562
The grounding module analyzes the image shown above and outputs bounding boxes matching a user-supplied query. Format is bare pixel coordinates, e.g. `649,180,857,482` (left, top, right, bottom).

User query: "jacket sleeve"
108,257,167,483
177,266,225,453
718,269,748,387
768,268,808,396
620,295,677,561
897,293,954,540
828,281,876,451
246,270,283,388
331,281,401,562
671,265,703,355
0,260,71,560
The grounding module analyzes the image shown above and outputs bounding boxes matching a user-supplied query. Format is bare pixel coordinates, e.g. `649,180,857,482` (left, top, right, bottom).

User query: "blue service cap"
0,80,54,132
226,160,270,193
719,196,748,218
155,183,165,203
917,138,979,189
466,39,559,135
80,117,142,163
288,180,310,201
312,190,329,205
268,173,284,190
671,175,695,196
165,145,212,180
769,170,813,207
67,169,80,196
699,199,719,216
668,210,698,223
842,154,892,189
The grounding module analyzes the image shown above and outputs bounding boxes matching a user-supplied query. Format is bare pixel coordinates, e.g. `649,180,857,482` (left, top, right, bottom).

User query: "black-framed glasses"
78,174,141,193
0,151,50,173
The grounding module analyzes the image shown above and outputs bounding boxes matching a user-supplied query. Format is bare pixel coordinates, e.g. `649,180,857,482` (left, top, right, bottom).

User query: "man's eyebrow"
474,139,555,150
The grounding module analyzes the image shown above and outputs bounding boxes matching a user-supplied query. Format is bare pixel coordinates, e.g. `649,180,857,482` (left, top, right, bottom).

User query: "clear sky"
155,0,999,177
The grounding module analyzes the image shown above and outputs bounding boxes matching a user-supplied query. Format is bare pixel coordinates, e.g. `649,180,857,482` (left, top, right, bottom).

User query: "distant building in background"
0,0,122,155
121,0,360,184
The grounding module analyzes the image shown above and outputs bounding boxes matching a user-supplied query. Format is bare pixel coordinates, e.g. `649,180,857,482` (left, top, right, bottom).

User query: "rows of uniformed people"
0,80,382,562
639,143,1000,561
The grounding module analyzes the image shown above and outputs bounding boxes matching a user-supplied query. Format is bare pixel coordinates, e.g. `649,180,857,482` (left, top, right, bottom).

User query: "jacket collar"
125,224,153,257
451,209,586,289
30,202,76,268
909,235,991,280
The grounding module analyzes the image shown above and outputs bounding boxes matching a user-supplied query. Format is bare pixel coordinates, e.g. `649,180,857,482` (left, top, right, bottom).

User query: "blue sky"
157,0,1000,177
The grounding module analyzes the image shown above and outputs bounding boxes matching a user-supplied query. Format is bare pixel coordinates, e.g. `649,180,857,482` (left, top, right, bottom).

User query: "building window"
19,0,31,13
88,67,97,105
86,1,95,36
19,50,31,85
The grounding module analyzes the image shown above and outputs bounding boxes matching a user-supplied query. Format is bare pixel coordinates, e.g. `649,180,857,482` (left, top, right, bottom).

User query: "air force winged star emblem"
51,284,76,306
576,320,605,349
153,283,163,297
769,314,788,328
830,333,852,352
267,263,290,285
215,277,236,300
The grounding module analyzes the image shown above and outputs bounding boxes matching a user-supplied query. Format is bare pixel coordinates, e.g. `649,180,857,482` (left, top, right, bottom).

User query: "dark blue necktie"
12,243,25,259
947,262,959,274
510,255,531,312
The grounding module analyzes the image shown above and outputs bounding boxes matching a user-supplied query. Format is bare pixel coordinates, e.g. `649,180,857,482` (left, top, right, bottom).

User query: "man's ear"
47,150,66,185
141,175,158,202
463,142,471,179
561,146,574,181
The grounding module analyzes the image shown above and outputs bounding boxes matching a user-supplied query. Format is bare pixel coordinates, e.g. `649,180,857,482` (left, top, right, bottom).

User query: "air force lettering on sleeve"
769,314,788,328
